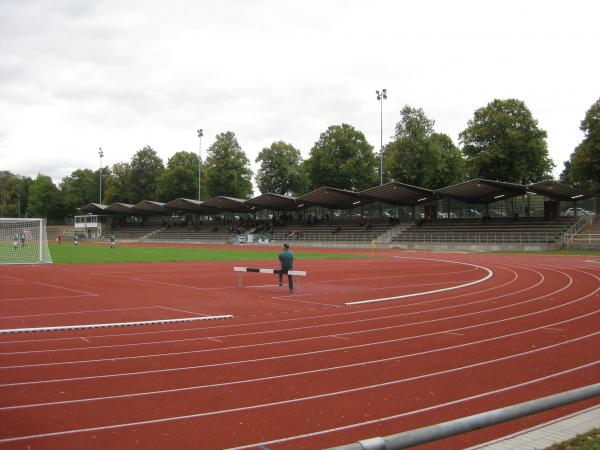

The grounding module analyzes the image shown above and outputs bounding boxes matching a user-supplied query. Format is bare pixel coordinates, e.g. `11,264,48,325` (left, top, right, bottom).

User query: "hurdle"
233,267,307,289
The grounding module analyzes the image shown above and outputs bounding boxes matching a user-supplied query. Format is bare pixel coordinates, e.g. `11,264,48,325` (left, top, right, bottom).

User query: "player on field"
277,243,294,292
110,234,116,249
13,233,19,250
20,232,25,248
74,234,79,246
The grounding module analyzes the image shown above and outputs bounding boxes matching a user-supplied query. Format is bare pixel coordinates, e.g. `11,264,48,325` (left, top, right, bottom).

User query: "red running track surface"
0,249,599,449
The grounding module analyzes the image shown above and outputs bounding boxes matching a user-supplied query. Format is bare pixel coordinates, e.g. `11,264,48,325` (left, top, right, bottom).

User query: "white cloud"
0,0,598,186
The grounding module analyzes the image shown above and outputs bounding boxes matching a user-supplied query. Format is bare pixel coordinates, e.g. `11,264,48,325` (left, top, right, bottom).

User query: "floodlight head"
382,89,387,95
197,129,204,137
376,90,380,95
99,148,103,158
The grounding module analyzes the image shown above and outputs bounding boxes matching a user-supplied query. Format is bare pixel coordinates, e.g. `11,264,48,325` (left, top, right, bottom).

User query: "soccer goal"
0,218,53,264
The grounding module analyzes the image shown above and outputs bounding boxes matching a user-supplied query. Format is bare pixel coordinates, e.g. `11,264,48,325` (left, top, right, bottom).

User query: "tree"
59,169,98,216
27,174,62,220
203,132,253,199
129,146,165,203
459,99,554,183
255,141,305,195
103,163,131,204
306,124,377,191
567,97,600,199
385,106,465,189
0,171,22,217
156,151,201,201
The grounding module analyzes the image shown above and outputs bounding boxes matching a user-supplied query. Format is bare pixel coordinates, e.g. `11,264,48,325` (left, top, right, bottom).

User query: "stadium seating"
391,217,577,244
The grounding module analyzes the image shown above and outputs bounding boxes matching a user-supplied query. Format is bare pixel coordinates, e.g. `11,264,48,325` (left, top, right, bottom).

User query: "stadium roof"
163,198,217,213
133,200,169,214
297,186,361,209
245,193,299,211
78,203,108,214
527,180,592,201
361,181,435,206
435,179,526,203
104,202,135,214
201,196,253,212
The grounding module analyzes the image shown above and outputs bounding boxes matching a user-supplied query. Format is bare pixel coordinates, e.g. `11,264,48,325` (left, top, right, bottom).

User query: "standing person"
13,233,19,250
20,232,25,248
110,234,116,249
73,234,79,246
278,243,294,292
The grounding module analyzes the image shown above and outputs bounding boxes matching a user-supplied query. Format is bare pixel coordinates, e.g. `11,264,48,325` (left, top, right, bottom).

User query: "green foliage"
156,151,201,201
567,97,600,200
203,131,253,199
385,106,465,189
0,171,31,217
103,162,132,204
306,124,377,191
129,146,165,203
459,99,554,183
59,169,99,216
255,141,305,195
27,174,62,219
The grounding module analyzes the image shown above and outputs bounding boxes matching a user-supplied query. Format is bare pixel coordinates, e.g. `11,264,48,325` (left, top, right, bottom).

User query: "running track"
0,249,599,449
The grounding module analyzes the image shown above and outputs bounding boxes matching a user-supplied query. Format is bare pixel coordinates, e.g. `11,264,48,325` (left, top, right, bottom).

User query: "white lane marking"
248,284,279,288
229,359,600,450
1,340,599,444
0,294,96,304
0,306,160,320
2,278,596,386
346,257,493,305
33,282,98,296
271,296,343,308
156,306,209,317
0,262,523,345
4,311,599,410
0,265,563,359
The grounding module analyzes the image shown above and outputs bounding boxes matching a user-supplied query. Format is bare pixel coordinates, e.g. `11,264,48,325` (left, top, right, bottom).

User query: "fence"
393,232,560,244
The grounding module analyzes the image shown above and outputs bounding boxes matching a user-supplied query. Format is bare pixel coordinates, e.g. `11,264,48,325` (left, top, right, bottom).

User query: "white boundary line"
0,315,233,334
0,265,552,358
3,307,599,410
345,257,493,305
0,341,598,444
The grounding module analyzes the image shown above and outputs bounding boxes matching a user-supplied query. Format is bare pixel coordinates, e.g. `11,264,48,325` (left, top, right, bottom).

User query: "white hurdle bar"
233,267,307,288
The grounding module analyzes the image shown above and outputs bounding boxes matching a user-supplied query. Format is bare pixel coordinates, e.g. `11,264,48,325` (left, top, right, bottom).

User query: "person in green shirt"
73,235,79,246
110,234,116,249
278,243,294,292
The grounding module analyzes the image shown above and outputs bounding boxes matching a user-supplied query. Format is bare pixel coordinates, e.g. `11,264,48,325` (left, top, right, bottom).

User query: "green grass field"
47,243,370,264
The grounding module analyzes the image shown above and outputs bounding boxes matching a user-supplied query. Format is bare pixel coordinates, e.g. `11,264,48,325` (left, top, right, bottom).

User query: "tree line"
1,97,598,221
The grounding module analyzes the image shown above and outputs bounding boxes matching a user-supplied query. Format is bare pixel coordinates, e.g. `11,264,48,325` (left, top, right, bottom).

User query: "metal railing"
270,232,384,243
392,232,559,244
563,215,594,243
328,382,600,450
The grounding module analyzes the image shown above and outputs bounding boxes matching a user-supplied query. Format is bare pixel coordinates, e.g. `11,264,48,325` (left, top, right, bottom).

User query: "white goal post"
0,218,53,264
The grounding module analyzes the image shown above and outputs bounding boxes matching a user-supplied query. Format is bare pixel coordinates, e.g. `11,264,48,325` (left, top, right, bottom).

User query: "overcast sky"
1,0,599,189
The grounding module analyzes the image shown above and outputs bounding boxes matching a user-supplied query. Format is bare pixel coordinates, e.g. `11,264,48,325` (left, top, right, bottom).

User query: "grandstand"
391,216,577,250
74,179,596,250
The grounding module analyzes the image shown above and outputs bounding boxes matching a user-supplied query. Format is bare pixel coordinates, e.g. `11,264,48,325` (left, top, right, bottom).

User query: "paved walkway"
468,403,600,449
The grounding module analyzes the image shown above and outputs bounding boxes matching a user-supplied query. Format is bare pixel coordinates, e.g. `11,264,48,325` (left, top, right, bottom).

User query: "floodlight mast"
98,147,104,204
376,89,387,185
197,129,203,201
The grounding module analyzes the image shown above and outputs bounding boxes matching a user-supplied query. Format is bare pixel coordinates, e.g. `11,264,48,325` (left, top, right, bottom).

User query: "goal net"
0,218,53,264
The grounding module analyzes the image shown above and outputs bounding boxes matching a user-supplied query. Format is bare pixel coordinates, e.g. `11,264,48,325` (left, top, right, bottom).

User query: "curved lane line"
346,257,493,305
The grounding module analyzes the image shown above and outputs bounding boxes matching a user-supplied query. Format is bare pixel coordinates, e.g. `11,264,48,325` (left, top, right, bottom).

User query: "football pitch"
47,242,371,264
